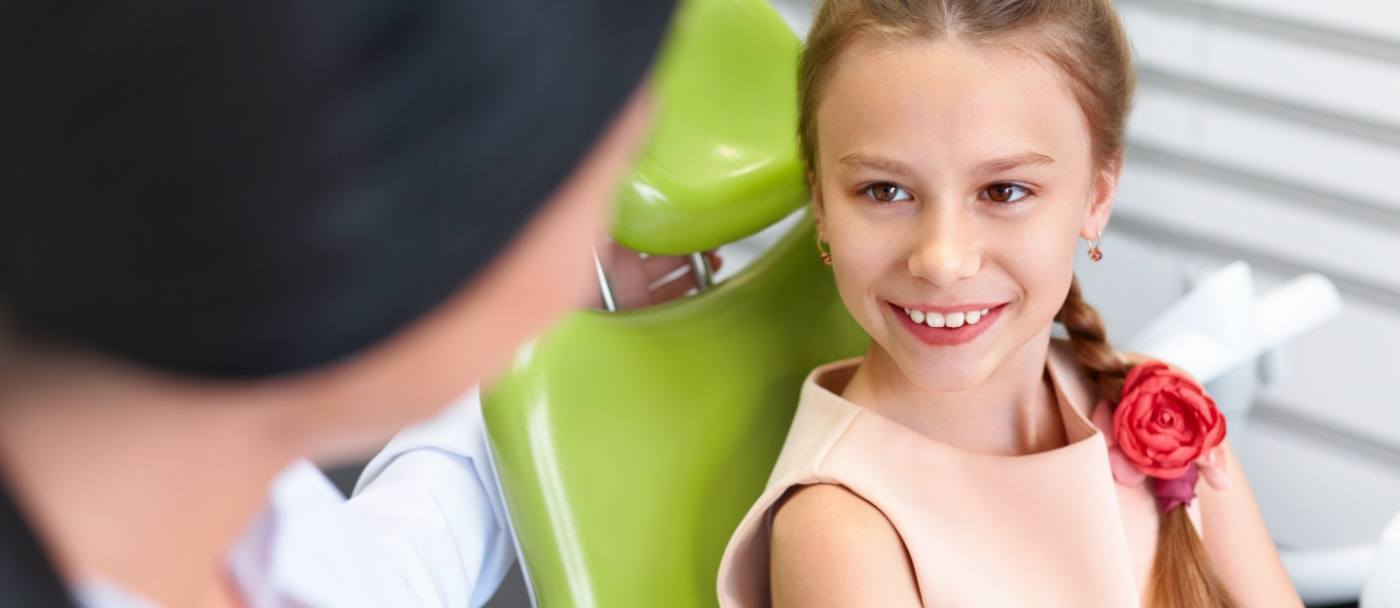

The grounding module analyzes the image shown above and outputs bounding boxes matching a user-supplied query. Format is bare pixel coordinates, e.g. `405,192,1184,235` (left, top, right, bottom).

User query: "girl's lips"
888,301,1006,347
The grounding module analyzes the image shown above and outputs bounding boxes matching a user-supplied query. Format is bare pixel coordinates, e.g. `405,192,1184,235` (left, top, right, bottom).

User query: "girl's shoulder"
768,483,920,606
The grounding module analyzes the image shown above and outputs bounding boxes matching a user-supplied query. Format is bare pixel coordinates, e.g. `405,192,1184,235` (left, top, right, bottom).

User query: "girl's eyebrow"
975,152,1056,174
838,152,915,177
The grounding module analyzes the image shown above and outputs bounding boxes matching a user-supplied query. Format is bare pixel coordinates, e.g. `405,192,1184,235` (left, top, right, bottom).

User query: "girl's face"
812,35,1118,392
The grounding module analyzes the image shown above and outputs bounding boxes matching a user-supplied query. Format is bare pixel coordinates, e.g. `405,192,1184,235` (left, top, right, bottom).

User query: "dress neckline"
801,340,1106,462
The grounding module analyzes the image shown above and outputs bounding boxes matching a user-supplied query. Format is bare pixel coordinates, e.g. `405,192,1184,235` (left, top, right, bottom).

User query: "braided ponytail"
1054,277,1127,400
1057,276,1238,607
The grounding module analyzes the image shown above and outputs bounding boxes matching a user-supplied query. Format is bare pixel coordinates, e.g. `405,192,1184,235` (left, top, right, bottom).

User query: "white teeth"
902,305,993,328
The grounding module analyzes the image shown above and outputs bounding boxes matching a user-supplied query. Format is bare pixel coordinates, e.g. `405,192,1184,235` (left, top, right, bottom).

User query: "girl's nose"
907,206,980,288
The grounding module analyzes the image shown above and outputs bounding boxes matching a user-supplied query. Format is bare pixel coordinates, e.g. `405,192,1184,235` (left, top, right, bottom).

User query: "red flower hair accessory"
1091,361,1231,513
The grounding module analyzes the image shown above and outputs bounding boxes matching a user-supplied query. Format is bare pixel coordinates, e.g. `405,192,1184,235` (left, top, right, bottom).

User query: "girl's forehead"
816,34,1093,171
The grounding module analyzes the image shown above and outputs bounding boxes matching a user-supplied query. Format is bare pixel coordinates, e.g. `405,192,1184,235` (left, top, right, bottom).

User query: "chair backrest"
483,223,868,605
481,0,871,604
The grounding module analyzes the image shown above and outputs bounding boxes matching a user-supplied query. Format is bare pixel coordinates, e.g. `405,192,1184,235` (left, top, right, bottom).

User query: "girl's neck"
843,329,1068,456
0,351,304,607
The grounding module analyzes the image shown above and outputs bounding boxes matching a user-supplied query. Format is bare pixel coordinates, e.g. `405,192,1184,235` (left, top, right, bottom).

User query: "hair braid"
1057,275,1238,608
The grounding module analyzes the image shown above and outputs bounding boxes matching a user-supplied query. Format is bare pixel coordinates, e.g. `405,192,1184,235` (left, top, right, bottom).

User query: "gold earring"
816,233,832,266
1087,229,1104,262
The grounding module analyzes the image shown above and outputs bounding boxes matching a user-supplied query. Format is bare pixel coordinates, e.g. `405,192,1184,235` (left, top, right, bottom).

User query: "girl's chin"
889,351,999,392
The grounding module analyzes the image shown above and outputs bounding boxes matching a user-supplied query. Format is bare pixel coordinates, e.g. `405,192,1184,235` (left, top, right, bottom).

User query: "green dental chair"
480,0,870,605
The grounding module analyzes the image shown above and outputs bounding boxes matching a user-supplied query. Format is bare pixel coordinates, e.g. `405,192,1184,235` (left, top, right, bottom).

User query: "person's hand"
591,241,722,310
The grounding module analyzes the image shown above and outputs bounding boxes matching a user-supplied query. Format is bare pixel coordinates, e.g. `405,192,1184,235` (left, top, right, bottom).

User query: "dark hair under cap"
0,0,675,377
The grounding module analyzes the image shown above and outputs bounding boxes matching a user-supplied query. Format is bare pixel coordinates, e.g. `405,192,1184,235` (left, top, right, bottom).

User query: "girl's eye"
983,183,1030,204
863,182,911,203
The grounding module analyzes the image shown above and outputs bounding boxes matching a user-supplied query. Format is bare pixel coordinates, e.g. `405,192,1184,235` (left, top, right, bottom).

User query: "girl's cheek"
998,226,1081,321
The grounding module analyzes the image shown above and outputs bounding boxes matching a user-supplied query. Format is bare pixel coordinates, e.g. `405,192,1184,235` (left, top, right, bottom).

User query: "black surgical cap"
0,0,675,377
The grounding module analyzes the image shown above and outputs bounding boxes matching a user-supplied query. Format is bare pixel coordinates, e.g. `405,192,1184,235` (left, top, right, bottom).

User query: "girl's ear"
1081,154,1122,240
807,169,826,236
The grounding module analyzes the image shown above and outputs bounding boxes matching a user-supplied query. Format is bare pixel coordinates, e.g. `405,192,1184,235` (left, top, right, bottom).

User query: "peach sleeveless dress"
717,339,1205,607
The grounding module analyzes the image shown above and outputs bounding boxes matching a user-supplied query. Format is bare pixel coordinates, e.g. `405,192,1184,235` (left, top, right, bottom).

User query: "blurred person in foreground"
0,0,676,605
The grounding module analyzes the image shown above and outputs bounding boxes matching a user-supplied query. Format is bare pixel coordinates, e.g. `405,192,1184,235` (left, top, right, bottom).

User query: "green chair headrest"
612,0,807,255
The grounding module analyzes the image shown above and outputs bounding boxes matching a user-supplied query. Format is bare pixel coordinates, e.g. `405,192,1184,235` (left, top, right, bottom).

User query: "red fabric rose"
1112,361,1227,479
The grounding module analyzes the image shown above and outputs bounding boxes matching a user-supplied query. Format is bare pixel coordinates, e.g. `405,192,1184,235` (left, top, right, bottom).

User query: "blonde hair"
798,1,1236,605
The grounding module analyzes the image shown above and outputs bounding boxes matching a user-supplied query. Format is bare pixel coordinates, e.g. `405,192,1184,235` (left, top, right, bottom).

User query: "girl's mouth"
887,301,1007,346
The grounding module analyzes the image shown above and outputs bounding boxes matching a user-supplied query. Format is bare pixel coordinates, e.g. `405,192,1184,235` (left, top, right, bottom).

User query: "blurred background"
1083,1,1400,605
328,1,1400,605
1082,1,1400,605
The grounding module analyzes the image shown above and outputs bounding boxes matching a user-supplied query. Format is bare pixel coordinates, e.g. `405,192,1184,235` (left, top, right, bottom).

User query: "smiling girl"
716,0,1302,606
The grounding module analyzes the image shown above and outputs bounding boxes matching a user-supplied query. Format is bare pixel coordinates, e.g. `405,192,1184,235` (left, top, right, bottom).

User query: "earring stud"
1088,230,1104,262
